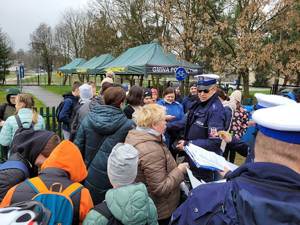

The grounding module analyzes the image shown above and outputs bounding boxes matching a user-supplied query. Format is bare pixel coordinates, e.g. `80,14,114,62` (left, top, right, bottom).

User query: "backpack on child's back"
25,177,83,225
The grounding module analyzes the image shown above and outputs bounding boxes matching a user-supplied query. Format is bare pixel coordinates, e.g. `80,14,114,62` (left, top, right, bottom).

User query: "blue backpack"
26,177,83,225
0,160,29,177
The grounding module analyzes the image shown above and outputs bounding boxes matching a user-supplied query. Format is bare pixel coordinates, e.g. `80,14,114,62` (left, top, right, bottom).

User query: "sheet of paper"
187,168,205,189
220,140,227,152
185,144,238,171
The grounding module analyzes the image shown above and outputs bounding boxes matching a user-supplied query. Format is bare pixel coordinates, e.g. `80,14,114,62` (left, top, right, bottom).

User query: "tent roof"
96,42,177,75
77,54,114,74
167,53,201,69
97,42,202,75
59,58,86,74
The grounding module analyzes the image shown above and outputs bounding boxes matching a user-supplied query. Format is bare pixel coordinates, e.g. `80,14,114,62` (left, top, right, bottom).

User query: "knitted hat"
230,90,242,103
107,143,139,187
79,84,93,101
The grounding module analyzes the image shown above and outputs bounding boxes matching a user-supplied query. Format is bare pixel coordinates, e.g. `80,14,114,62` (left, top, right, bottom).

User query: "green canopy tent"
59,58,86,74
76,54,115,75
96,42,202,76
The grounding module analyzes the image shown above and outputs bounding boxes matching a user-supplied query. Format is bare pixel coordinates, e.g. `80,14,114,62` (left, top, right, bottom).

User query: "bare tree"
30,23,55,85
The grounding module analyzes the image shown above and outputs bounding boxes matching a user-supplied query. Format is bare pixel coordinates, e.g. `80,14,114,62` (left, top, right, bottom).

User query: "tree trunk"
296,72,300,86
283,76,288,86
47,65,52,85
63,75,68,85
78,74,84,83
139,75,144,87
241,70,249,98
184,47,192,96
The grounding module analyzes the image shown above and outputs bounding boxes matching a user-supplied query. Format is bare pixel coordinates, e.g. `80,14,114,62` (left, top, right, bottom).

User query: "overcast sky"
0,0,89,51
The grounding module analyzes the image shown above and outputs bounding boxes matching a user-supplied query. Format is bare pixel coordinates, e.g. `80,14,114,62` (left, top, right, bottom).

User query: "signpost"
18,64,25,92
175,67,187,81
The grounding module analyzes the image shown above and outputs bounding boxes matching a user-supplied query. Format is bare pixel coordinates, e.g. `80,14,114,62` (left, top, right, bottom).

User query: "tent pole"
139,75,144,87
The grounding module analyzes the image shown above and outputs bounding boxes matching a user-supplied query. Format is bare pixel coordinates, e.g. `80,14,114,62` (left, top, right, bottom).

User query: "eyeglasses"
198,88,211,94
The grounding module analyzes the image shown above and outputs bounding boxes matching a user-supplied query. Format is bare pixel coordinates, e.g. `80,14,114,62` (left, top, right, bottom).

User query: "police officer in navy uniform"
177,74,225,182
171,102,300,225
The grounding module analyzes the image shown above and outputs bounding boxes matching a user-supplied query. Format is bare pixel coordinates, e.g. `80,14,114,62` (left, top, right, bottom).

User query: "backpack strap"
62,182,83,198
93,201,115,221
26,177,50,194
14,115,23,129
0,160,30,177
14,114,34,129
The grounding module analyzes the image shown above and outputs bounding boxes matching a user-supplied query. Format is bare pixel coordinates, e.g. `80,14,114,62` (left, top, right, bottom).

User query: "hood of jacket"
125,129,162,147
62,92,78,101
228,162,300,189
106,183,157,224
87,104,131,134
41,140,87,182
6,88,20,106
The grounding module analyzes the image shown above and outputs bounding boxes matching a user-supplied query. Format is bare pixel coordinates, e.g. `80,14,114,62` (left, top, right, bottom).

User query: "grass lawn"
0,85,46,108
41,85,71,96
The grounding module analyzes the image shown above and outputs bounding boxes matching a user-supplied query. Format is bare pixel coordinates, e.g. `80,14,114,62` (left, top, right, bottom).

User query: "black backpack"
94,202,123,225
55,101,65,123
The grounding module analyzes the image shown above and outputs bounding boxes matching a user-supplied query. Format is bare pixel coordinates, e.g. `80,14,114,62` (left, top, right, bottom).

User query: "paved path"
22,86,62,107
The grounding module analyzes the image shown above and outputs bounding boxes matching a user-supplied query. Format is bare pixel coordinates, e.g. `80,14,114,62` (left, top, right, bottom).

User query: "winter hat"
79,84,93,101
230,90,242,103
107,143,139,187
11,130,59,167
144,88,152,98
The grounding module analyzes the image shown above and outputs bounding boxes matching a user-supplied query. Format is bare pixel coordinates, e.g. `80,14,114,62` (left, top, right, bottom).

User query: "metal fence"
37,106,62,138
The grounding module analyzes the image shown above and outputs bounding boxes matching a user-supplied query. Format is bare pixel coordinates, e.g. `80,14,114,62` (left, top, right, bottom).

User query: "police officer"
177,74,225,182
171,102,300,225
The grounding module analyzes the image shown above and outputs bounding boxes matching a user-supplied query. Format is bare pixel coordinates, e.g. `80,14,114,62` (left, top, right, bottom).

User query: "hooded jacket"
125,129,184,220
170,162,300,225
0,140,94,224
0,88,20,121
83,183,158,225
59,93,79,132
74,103,134,204
0,108,45,146
0,130,56,201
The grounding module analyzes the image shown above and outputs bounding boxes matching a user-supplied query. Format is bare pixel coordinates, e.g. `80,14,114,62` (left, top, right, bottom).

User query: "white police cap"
253,103,300,144
195,74,220,89
255,93,296,109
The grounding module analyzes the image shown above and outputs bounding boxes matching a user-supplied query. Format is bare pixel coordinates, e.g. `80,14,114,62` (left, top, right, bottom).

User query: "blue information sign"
19,65,25,79
175,67,187,81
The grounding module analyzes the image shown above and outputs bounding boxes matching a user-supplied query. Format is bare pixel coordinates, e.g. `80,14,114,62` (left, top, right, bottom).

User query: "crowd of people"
0,72,299,225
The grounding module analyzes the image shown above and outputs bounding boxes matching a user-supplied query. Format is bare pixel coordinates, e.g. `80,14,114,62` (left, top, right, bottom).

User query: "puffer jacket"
74,102,135,204
1,140,94,224
83,183,158,225
125,129,184,220
0,108,45,146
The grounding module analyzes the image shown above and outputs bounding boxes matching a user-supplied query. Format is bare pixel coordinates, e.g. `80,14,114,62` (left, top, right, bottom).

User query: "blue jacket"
184,93,225,154
170,162,300,225
74,102,135,204
157,99,184,126
0,108,45,146
184,94,225,181
58,93,79,131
